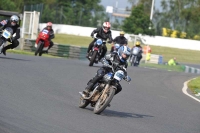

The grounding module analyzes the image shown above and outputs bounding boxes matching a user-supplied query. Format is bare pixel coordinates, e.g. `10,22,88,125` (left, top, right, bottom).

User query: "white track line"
182,78,200,103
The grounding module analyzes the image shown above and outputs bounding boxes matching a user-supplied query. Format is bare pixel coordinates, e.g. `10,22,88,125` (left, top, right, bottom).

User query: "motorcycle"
35,29,50,56
88,37,106,66
79,61,131,114
129,47,142,66
0,27,13,53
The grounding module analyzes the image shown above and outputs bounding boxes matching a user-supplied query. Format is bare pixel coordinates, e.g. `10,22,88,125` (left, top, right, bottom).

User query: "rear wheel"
79,97,90,108
35,41,44,56
89,51,98,66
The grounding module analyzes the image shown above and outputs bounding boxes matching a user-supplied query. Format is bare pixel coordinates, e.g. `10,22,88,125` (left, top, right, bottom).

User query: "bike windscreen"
42,29,49,34
114,70,124,81
96,39,103,45
2,27,13,39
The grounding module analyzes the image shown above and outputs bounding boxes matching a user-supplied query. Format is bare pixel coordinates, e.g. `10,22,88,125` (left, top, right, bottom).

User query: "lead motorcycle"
0,27,13,53
79,61,131,114
88,37,109,66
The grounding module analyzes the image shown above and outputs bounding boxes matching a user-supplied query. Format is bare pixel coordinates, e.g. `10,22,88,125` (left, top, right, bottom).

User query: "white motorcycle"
0,27,13,53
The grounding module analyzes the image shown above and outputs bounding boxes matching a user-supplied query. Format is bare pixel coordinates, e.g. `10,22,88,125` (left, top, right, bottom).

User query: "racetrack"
0,54,199,133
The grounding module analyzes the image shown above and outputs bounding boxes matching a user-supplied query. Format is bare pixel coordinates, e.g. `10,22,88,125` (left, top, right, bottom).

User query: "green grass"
188,77,200,94
7,49,59,58
150,46,200,64
139,63,185,72
53,34,200,64
53,34,135,49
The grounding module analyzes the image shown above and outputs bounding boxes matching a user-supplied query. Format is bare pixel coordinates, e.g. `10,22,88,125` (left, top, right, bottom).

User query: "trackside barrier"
142,54,163,64
184,66,200,74
22,39,88,60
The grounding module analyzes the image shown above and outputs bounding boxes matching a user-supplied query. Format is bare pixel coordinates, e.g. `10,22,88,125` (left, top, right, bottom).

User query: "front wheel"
93,86,116,114
35,41,44,56
89,50,98,66
131,56,138,66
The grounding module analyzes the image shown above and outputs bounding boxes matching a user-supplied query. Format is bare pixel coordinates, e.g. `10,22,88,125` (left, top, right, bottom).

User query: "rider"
86,22,113,60
0,15,20,55
110,31,128,52
131,41,143,63
83,45,131,96
36,22,55,53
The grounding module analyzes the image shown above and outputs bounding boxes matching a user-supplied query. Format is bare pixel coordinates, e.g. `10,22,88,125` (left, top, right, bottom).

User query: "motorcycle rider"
86,22,113,60
110,31,128,52
83,45,131,97
36,22,55,53
0,15,20,55
130,41,143,64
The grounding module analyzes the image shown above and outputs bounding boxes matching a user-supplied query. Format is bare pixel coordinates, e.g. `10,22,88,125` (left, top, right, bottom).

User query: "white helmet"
102,22,111,33
10,15,19,26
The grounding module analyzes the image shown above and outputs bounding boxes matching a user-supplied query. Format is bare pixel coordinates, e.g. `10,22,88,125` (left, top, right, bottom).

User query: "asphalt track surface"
0,54,199,133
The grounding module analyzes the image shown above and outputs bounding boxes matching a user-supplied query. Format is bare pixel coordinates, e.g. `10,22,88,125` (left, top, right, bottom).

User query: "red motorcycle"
35,29,50,56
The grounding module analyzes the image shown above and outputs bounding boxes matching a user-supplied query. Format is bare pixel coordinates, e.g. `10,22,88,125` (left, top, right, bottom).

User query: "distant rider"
86,22,113,60
36,22,55,53
110,31,128,52
130,41,143,64
83,45,131,96
0,15,20,55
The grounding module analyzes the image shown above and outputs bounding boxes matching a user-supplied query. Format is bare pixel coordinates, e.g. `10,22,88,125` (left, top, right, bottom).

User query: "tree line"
1,0,200,40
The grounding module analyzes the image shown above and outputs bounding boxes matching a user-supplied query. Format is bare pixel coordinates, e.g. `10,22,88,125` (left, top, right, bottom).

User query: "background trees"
1,0,200,39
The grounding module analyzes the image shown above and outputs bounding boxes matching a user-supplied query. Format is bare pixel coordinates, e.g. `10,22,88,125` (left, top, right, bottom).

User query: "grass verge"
53,34,200,64
7,49,59,58
188,77,200,94
139,63,185,72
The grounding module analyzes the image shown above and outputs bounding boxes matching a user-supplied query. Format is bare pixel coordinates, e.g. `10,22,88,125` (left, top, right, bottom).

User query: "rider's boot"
83,82,94,97
2,45,12,56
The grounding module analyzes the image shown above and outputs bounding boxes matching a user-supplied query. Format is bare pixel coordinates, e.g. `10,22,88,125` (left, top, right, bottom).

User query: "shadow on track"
102,109,154,118
85,108,154,118
0,56,30,61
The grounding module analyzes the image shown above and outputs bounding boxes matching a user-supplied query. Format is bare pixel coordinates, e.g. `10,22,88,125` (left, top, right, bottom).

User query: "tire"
0,39,3,47
131,56,135,66
131,56,138,66
79,96,90,108
93,87,116,114
35,41,44,56
89,50,98,66
39,51,43,56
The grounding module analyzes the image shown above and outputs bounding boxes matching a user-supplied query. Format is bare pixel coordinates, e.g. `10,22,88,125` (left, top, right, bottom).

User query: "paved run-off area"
0,54,199,133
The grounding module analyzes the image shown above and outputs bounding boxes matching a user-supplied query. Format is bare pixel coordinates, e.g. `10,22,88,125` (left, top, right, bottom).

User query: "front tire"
35,41,44,56
93,87,116,114
89,50,98,66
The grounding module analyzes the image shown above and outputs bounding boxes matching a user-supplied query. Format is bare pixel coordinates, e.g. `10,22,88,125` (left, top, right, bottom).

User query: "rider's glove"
91,33,94,38
124,75,131,82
